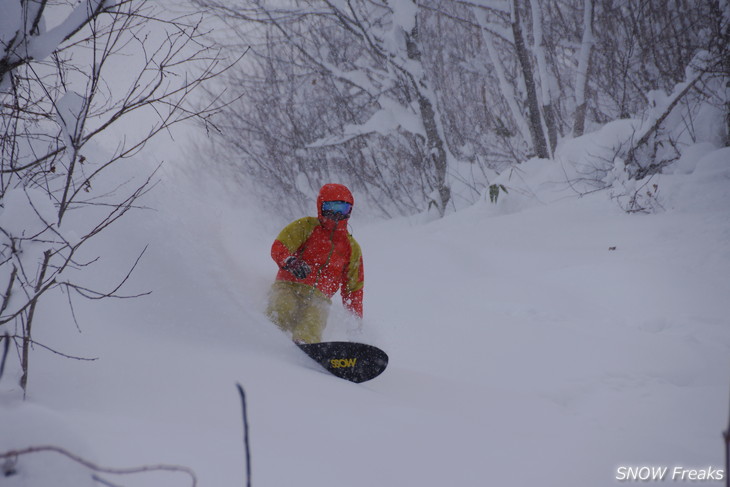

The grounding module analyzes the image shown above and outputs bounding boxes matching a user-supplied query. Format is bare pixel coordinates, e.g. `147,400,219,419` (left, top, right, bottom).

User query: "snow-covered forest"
1,0,729,486
194,0,728,216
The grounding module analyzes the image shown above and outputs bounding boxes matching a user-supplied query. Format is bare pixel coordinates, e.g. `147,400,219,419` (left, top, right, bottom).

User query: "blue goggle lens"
322,200,352,218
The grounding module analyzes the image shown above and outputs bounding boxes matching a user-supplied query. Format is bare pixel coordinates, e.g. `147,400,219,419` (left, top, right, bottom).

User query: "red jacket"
271,184,364,317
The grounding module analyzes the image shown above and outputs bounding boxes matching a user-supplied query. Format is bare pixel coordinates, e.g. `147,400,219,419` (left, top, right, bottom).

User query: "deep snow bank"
1,137,729,486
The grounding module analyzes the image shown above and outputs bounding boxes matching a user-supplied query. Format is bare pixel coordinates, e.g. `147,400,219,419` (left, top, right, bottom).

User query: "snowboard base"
296,341,388,383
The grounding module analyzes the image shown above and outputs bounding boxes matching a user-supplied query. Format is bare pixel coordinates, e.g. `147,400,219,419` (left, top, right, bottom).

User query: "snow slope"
1,143,729,486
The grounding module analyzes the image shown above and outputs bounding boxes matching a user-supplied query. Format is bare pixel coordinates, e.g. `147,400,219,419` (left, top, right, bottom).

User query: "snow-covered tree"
192,0,725,215
0,0,228,394
193,0,456,216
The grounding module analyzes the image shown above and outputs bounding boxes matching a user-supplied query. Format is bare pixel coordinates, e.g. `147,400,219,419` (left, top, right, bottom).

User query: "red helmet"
317,183,354,221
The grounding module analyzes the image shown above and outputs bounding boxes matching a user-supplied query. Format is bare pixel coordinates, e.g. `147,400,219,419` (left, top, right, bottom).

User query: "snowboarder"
266,183,364,344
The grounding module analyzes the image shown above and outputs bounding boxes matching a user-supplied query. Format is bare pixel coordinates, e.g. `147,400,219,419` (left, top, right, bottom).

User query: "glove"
283,256,311,279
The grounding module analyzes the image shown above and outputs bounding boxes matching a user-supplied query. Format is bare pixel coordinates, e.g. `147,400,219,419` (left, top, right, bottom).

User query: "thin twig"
8,335,98,361
0,446,197,486
725,386,729,487
237,383,252,487
0,333,10,380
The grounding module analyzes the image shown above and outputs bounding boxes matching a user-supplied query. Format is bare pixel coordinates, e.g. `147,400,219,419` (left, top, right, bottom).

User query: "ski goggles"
321,200,353,220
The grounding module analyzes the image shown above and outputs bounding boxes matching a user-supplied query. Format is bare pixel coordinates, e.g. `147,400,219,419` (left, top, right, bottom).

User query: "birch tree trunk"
474,6,532,146
529,0,557,155
573,0,594,137
725,55,730,147
403,13,451,214
511,0,550,159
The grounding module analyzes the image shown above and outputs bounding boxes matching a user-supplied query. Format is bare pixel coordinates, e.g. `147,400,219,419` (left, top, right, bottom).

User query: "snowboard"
296,341,388,383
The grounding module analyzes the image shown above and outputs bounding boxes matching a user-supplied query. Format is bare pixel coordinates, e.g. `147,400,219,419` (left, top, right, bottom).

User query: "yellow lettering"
330,358,357,368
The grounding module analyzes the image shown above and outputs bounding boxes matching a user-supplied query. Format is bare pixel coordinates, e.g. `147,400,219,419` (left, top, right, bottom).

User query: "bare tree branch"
0,445,197,487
